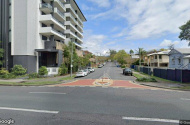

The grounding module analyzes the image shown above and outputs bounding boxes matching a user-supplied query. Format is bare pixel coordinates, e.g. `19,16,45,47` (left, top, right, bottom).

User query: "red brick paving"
54,79,150,89
111,80,150,88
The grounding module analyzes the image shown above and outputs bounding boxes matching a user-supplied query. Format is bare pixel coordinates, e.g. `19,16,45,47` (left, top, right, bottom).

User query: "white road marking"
181,98,190,101
0,107,58,114
102,87,108,88
122,117,179,123
29,92,66,95
125,88,132,89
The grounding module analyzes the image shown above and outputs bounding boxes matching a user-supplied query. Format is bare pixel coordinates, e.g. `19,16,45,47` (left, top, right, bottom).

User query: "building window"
159,55,162,59
42,35,47,40
178,58,181,65
155,55,157,59
172,58,175,65
189,59,190,63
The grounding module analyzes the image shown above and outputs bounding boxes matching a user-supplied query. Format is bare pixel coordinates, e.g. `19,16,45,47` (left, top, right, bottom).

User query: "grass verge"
0,75,76,86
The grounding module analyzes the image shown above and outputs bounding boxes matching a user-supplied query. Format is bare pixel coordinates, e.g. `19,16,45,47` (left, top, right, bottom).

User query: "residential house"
168,48,190,70
145,50,170,67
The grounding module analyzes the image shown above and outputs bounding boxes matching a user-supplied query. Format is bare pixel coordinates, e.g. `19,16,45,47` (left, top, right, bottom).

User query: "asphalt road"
0,63,190,125
77,62,136,81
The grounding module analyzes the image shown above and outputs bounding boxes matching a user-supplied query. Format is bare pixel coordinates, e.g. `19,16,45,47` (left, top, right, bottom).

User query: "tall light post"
70,38,74,77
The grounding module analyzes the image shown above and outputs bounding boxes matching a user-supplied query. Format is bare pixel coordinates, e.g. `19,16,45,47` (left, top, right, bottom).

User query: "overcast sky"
76,0,190,55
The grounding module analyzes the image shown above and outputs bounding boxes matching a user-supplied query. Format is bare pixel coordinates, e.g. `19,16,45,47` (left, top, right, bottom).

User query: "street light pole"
70,38,74,77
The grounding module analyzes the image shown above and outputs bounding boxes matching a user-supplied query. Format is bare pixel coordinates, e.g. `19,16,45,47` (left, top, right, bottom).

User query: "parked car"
84,69,90,74
88,67,95,72
123,68,133,76
76,70,87,77
98,64,103,68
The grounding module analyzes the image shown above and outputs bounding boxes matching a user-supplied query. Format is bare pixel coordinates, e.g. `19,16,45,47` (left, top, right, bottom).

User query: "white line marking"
181,98,190,101
0,107,58,114
122,117,179,123
29,92,66,95
102,87,108,88
125,88,132,89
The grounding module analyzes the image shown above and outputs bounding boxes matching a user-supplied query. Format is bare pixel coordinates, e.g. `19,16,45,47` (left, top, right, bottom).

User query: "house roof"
184,55,190,58
147,50,170,56
175,48,190,54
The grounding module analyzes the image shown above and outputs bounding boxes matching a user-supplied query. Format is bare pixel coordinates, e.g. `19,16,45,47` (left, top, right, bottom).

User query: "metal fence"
131,65,190,83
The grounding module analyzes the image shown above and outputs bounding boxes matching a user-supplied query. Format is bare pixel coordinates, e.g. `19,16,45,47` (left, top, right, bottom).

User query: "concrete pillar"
157,55,160,67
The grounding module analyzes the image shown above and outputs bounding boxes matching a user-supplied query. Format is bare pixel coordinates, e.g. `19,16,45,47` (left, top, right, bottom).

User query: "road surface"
0,62,189,125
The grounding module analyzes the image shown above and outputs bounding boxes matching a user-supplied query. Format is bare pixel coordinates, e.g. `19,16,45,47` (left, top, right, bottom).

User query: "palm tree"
136,48,147,66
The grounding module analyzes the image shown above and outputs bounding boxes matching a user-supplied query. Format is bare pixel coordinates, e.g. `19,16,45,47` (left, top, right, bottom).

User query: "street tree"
179,20,190,46
109,49,117,61
114,50,129,65
129,49,134,54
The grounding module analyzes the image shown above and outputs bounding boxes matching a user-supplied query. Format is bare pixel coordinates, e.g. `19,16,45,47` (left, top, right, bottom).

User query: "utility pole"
70,38,74,77
139,48,141,66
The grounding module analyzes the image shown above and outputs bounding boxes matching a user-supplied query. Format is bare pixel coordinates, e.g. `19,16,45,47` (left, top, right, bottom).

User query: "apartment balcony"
40,14,66,31
65,21,83,37
74,42,82,48
65,30,83,44
43,0,66,3
65,13,77,25
54,8,66,22
77,36,83,43
39,3,53,14
65,30,77,38
54,0,66,12
40,27,66,40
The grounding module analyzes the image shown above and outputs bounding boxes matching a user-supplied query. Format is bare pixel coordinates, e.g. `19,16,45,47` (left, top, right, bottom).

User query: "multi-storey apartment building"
2,0,86,74
0,0,13,70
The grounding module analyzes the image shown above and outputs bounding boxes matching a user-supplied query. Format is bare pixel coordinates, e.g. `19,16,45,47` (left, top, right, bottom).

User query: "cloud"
160,39,179,47
87,0,111,8
83,30,108,55
90,0,190,40
160,39,190,48
81,4,94,11
106,41,116,45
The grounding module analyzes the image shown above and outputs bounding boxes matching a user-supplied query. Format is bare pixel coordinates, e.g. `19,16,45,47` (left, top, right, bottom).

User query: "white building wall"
12,0,44,56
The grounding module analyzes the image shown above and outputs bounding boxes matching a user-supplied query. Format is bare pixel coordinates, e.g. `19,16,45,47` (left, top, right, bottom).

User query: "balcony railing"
40,3,53,10
57,9,65,20
52,29,66,38
52,17,65,29
74,42,82,48
55,0,65,11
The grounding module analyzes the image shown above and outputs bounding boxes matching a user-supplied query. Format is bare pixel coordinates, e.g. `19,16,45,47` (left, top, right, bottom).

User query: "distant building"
83,50,92,56
130,54,139,59
168,48,190,70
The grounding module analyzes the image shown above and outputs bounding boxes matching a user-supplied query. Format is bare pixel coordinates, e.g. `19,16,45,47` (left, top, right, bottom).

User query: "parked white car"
88,67,95,72
76,70,87,77
84,69,90,75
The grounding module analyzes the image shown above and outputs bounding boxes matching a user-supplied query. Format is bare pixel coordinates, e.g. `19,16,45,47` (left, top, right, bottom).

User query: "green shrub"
137,77,157,82
0,69,16,79
0,69,9,76
39,66,48,76
59,64,68,76
121,65,126,68
29,73,39,79
12,65,27,76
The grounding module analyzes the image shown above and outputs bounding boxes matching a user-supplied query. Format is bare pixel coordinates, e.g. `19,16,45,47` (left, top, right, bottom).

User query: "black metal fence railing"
131,65,190,83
